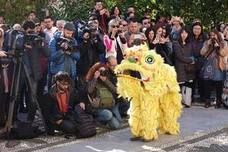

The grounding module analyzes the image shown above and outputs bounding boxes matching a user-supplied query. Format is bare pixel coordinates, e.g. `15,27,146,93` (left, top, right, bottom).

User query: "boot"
204,101,211,108
215,101,222,108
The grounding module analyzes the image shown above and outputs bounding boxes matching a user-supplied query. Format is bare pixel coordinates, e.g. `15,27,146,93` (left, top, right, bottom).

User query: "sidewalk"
1,106,228,152
45,106,228,152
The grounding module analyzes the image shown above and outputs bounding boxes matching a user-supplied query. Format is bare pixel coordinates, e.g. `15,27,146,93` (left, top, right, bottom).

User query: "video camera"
0,56,13,65
24,32,44,47
57,37,76,52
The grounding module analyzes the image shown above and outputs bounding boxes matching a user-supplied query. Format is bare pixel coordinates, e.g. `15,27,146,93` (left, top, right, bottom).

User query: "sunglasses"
111,25,119,28
143,22,150,25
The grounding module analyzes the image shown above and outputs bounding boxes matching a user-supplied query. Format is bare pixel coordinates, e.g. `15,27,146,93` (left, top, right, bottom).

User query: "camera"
99,68,108,77
57,37,76,52
24,33,44,46
211,38,217,44
0,57,13,65
6,30,25,52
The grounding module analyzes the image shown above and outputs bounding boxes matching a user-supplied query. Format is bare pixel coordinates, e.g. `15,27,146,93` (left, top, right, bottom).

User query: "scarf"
56,91,69,113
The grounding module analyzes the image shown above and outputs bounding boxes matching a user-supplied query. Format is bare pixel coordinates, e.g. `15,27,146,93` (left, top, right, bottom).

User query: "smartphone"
134,34,142,39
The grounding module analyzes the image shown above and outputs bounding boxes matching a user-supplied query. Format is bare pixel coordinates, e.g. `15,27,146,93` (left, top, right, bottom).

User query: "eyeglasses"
143,22,150,25
122,24,128,27
111,25,119,28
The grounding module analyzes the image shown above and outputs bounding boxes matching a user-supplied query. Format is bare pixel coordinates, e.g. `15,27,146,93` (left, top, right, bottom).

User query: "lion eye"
145,55,154,64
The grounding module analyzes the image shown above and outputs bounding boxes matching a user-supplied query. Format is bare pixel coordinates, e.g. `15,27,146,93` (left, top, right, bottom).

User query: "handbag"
199,49,216,80
200,58,215,80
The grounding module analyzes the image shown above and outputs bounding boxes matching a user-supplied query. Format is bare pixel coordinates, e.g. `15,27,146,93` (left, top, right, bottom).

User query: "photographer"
200,29,228,108
104,19,128,63
92,0,110,34
86,62,122,129
153,25,174,65
87,17,106,62
49,22,80,81
1,20,50,123
77,29,104,80
124,18,146,47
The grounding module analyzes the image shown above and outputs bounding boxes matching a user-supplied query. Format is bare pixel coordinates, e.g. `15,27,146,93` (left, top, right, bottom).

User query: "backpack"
2,121,43,139
72,106,96,138
88,82,115,109
5,30,25,52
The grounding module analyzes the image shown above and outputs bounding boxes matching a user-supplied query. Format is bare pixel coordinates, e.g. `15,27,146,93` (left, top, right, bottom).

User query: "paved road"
47,107,228,152
1,106,228,152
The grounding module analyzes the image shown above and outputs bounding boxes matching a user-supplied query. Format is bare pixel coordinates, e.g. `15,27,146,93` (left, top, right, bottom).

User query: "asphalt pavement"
1,106,228,152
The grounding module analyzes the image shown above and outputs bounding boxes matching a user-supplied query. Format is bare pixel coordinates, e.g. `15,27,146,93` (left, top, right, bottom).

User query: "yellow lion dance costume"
115,45,182,141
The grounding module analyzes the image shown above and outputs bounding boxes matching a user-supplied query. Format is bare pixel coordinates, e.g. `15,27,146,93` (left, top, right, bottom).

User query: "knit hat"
64,22,76,31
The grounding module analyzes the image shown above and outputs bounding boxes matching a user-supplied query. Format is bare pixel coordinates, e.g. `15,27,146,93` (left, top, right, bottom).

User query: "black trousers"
202,80,223,102
0,93,9,126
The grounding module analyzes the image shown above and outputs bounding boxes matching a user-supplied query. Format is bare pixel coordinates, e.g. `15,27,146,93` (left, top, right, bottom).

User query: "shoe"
142,138,153,142
204,101,210,108
182,103,191,108
215,101,222,109
130,136,141,141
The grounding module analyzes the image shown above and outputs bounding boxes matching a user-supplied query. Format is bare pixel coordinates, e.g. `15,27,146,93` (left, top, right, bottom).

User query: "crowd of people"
0,0,228,139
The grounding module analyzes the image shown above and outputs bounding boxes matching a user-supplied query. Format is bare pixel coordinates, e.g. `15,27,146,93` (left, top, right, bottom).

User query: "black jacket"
41,86,82,123
77,40,104,77
173,41,196,82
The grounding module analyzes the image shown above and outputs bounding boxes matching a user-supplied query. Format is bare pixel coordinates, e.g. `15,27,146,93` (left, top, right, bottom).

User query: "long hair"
85,62,107,81
209,29,224,47
0,28,4,49
178,26,190,45
145,27,155,42
110,5,122,17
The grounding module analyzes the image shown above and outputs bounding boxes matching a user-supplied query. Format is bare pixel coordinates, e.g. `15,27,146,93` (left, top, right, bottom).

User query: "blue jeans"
97,107,121,129
111,103,123,122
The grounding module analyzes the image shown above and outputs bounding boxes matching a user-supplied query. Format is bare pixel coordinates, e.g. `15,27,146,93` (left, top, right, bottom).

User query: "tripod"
4,53,46,136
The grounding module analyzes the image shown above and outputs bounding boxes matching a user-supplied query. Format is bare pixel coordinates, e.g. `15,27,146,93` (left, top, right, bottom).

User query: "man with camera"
49,22,80,81
1,20,49,127
124,18,146,47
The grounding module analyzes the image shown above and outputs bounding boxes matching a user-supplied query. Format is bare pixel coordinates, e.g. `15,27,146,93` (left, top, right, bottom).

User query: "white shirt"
44,26,58,43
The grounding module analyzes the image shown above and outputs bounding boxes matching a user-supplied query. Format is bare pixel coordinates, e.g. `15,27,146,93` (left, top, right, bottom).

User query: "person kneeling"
41,71,96,137
86,63,122,130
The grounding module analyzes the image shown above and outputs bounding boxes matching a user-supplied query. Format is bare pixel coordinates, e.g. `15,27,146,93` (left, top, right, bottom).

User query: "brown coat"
201,40,228,70
0,28,4,50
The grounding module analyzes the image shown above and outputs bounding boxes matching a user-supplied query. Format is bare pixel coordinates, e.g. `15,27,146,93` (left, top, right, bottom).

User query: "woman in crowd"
86,63,122,129
103,19,127,63
145,27,156,49
223,24,228,43
190,21,207,103
154,26,174,65
170,16,183,41
173,27,196,107
200,29,228,108
110,6,122,20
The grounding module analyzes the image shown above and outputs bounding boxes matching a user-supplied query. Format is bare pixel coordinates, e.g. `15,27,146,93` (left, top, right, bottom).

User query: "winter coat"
49,32,80,79
76,40,103,77
173,41,196,82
